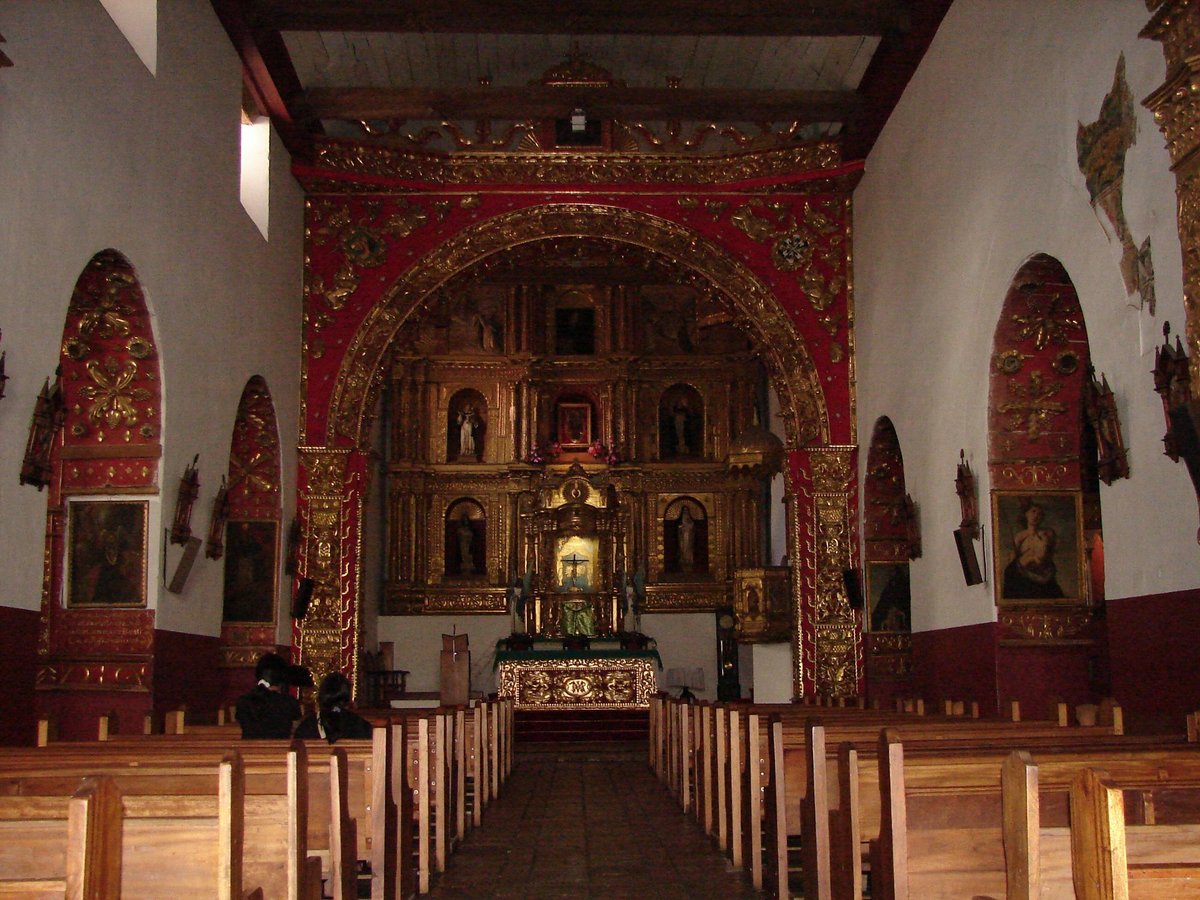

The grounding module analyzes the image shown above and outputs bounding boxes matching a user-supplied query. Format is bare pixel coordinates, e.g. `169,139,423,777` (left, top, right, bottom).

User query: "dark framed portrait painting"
866,561,911,632
992,491,1083,604
556,402,592,449
222,520,279,622
67,500,148,607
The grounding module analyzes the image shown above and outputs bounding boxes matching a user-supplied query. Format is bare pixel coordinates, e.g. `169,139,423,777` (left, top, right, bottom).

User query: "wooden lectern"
440,633,470,706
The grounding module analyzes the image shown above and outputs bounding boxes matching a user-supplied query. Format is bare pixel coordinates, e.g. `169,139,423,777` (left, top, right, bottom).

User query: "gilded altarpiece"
37,250,162,701
295,142,860,698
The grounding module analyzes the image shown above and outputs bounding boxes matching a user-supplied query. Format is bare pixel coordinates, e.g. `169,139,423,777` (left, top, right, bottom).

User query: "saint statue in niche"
678,506,696,572
456,513,476,575
672,401,689,455
457,405,479,459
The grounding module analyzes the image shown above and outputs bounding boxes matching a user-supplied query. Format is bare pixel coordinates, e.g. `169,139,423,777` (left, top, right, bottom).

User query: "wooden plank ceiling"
213,0,952,161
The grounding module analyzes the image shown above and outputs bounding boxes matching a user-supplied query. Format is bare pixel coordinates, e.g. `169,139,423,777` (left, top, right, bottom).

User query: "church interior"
3,5,1200,886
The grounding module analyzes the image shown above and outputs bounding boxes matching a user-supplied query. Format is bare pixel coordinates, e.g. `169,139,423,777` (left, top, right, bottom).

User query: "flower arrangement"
588,440,620,465
527,441,562,464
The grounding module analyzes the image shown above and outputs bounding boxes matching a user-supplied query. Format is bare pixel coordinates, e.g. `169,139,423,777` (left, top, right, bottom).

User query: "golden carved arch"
326,203,829,452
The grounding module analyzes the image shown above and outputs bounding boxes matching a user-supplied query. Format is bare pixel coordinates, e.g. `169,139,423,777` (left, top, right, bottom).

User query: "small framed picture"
556,402,592,449
866,562,911,632
222,520,280,623
67,500,148,608
992,491,1083,604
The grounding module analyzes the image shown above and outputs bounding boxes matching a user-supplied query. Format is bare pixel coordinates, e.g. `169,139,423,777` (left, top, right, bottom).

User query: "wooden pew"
871,733,1200,900
21,752,256,899
1,745,317,900
1003,750,1200,898
1069,766,1200,898
0,775,123,898
667,699,1134,898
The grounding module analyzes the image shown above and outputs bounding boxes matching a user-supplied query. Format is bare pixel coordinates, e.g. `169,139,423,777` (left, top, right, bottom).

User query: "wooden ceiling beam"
299,85,859,125
244,0,911,37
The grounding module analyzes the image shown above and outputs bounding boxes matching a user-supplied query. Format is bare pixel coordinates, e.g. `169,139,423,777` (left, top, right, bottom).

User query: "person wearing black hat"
294,672,372,743
235,652,302,739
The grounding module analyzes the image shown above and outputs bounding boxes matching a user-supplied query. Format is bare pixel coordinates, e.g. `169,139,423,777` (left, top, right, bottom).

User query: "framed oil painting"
222,520,279,622
67,500,148,608
866,561,911,632
556,402,592,449
991,491,1083,604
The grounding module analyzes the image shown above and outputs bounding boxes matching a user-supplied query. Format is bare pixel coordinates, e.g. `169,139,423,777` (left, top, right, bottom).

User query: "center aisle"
428,746,761,899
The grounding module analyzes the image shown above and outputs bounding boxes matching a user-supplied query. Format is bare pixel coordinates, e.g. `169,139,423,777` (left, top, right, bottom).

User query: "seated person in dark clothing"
294,672,373,743
236,652,302,739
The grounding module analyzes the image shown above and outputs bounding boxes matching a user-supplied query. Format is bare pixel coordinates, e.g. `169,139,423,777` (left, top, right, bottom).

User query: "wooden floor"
427,744,760,899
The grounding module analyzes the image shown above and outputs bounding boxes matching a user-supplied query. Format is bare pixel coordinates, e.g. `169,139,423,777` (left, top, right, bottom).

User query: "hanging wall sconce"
19,367,65,490
0,330,9,400
205,476,229,560
170,455,200,545
954,450,984,585
1152,321,1200,541
1084,364,1130,484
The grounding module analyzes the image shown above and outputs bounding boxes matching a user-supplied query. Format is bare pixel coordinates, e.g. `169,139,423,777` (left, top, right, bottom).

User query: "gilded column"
1143,1,1200,390
296,447,360,694
802,446,860,698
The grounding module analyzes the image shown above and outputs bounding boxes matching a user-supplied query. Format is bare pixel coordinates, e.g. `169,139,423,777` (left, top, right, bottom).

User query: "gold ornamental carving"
329,203,828,451
312,139,843,188
297,448,353,683
733,567,792,642
803,446,858,698
496,657,657,709
1143,1,1200,393
999,607,1092,642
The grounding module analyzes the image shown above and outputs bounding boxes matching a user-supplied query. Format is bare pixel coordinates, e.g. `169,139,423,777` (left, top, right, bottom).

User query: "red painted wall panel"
911,623,999,716
0,607,40,746
153,629,223,724
1108,589,1200,735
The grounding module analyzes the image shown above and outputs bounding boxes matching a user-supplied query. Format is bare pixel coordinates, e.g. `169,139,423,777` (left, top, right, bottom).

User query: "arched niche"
447,387,487,462
36,248,162,728
221,376,282,627
663,497,708,576
445,499,486,578
988,254,1102,633
659,383,705,460
863,416,915,634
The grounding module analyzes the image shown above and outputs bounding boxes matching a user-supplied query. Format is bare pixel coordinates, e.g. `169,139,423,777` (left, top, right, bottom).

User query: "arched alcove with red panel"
218,376,284,705
987,253,1107,716
862,416,916,707
35,249,163,739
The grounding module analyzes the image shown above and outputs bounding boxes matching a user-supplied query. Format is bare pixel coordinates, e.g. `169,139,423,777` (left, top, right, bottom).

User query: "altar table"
495,644,661,710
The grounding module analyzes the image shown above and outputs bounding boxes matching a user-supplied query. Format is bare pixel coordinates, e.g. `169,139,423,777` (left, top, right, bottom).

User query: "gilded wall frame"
67,499,149,608
991,491,1083,605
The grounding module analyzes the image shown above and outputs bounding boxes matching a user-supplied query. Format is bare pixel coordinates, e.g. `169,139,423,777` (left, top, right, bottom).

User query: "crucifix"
560,551,588,591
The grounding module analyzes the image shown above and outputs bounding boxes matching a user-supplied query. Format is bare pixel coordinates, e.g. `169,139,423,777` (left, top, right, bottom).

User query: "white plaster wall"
375,615,516,696
641,612,719,701
0,2,303,638
855,0,1198,633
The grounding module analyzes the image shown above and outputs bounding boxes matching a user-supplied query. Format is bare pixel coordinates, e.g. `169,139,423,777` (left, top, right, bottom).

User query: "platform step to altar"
514,709,649,745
